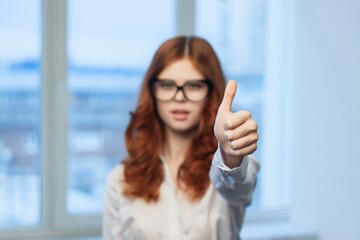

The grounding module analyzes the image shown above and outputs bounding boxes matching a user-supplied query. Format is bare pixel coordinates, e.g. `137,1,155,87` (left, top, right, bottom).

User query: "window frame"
0,0,293,238
42,0,102,230
241,0,296,230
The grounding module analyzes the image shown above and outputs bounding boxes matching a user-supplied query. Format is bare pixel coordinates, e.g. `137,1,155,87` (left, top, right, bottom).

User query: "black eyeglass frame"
149,78,213,102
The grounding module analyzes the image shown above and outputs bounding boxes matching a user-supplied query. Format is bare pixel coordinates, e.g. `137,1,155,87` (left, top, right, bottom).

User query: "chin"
169,122,198,134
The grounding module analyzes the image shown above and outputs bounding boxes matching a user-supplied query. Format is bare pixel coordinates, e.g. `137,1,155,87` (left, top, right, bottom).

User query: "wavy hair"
122,36,226,202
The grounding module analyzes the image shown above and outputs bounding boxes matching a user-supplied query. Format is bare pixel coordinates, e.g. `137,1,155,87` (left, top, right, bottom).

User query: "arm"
103,166,122,240
212,80,260,205
209,146,259,205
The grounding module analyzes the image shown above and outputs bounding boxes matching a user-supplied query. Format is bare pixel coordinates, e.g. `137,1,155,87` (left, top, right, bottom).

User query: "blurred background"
0,0,359,239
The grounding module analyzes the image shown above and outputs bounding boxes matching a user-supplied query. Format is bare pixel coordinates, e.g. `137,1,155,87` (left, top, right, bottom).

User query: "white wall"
290,0,360,239
244,0,360,239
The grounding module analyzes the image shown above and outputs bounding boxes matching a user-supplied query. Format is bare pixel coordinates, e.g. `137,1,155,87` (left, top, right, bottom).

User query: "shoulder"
105,164,126,194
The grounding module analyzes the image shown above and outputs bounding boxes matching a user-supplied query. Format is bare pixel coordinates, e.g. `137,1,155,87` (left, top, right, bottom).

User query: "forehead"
157,58,204,84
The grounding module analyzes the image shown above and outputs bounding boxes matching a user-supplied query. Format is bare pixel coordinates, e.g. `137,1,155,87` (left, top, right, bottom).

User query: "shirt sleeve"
209,145,260,206
103,166,122,240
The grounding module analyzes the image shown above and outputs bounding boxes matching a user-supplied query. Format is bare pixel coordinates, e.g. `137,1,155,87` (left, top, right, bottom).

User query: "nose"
174,88,187,102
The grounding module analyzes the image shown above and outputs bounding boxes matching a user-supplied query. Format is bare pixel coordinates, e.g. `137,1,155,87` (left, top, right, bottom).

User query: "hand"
214,80,259,168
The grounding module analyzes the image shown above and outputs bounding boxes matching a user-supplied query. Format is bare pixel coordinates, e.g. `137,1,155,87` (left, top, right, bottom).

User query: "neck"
162,127,195,166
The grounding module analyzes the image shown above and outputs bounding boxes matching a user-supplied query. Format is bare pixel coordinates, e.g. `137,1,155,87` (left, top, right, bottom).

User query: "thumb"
219,80,237,113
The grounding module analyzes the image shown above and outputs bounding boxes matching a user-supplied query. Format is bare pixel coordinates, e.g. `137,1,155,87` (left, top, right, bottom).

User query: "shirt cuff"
214,144,249,175
212,146,250,190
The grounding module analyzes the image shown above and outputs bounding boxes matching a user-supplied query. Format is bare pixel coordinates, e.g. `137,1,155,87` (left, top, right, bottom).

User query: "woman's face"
154,58,208,134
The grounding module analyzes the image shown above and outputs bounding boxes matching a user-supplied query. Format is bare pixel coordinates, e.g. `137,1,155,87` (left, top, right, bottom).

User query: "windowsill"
25,238,101,240
25,230,317,240
23,224,317,240
19,212,317,240
241,218,317,240
242,209,317,240
242,221,317,240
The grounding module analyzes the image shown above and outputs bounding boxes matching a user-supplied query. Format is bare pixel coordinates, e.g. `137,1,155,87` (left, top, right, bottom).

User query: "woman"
103,36,259,240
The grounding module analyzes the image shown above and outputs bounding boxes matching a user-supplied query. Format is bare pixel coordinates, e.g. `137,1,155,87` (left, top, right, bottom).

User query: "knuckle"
249,119,258,131
247,137,255,145
235,149,245,156
225,119,233,129
230,141,237,149
250,143,257,153
225,131,233,140
242,111,251,119
252,144,258,153
253,121,258,130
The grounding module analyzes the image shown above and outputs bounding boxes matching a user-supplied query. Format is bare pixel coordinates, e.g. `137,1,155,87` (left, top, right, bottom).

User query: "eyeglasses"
151,78,212,102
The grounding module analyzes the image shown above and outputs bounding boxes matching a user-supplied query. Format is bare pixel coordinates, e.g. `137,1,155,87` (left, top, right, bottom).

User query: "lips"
171,109,190,120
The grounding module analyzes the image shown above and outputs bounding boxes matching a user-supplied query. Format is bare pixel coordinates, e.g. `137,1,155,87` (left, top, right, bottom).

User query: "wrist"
219,143,244,168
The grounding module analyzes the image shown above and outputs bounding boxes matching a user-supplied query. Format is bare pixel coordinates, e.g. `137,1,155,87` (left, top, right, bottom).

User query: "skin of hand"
214,80,259,168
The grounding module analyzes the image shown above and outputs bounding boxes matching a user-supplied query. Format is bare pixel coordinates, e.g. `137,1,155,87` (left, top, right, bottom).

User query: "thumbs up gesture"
214,80,259,168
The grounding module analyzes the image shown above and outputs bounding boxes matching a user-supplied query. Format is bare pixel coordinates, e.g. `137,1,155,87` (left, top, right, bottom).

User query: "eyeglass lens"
153,80,210,101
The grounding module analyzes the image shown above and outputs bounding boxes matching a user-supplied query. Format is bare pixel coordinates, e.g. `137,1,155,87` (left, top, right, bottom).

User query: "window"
67,0,175,215
195,0,288,220
196,0,266,210
0,0,41,228
0,0,288,238
195,0,289,216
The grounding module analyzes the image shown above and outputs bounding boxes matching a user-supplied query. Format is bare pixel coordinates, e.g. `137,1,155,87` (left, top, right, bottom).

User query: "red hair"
122,36,226,202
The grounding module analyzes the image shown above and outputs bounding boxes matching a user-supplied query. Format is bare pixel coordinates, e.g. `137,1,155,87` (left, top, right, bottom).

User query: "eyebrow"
156,78,207,82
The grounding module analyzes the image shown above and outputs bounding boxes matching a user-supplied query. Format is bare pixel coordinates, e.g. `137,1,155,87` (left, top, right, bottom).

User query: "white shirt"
103,147,259,240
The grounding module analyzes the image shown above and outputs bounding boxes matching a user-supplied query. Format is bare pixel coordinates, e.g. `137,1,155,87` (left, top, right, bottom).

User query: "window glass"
0,0,41,227
68,0,175,214
196,0,266,209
